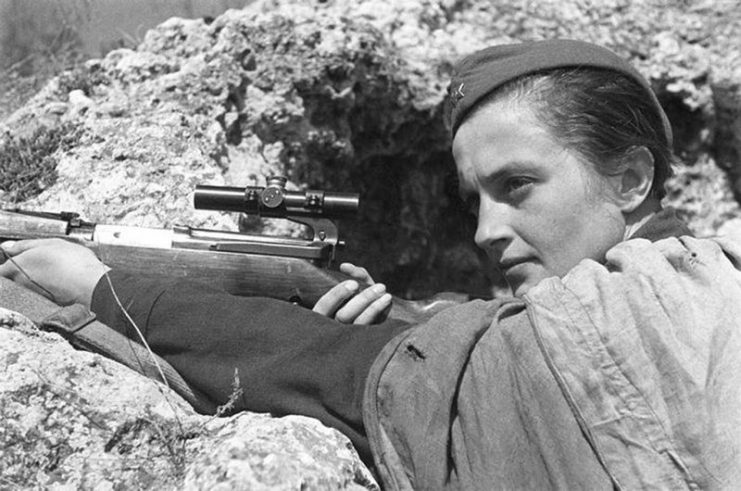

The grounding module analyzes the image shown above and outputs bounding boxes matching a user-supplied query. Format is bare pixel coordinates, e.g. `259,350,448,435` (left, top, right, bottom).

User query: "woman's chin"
505,263,542,297
510,281,532,297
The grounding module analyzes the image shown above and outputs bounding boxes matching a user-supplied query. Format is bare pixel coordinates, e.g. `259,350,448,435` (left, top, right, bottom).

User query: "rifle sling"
0,277,216,414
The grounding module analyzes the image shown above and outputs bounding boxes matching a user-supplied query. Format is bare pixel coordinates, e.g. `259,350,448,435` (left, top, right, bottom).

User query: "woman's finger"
353,293,392,325
335,283,387,323
1,238,63,256
0,257,19,279
312,280,359,317
339,262,375,285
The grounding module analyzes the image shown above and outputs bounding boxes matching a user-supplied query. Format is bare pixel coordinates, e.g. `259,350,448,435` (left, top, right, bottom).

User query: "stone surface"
0,1,740,487
1,0,740,298
0,308,376,490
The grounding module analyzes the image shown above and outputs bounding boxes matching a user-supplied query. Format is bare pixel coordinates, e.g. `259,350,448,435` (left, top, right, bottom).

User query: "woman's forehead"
452,101,596,189
452,100,546,159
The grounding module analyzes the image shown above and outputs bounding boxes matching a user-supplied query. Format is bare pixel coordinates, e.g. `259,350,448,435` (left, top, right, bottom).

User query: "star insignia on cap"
451,82,465,105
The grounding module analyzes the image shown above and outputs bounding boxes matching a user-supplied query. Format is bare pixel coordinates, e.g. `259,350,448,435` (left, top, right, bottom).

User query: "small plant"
0,123,82,203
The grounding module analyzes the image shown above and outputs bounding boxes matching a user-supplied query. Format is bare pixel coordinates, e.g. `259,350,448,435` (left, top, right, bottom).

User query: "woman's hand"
312,262,392,325
0,238,110,308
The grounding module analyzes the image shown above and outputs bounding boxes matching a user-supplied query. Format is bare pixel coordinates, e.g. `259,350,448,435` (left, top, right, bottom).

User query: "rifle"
0,177,462,323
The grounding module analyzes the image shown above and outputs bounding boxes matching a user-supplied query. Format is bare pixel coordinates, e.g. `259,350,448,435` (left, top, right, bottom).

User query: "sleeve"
91,270,411,465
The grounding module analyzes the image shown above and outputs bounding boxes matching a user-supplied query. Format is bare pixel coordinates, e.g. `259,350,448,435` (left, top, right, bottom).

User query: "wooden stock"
0,207,466,323
91,243,463,323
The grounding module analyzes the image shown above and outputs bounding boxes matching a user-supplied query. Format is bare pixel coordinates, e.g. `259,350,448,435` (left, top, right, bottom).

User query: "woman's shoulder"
630,207,692,242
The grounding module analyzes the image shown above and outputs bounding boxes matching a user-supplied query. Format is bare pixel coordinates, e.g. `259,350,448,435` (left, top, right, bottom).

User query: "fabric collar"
630,207,692,241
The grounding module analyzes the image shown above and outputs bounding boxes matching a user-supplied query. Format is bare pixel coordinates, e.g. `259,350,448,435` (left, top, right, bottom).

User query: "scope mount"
192,177,359,265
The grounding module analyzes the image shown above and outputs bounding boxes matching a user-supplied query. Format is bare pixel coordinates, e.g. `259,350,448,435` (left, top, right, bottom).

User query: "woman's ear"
612,146,655,213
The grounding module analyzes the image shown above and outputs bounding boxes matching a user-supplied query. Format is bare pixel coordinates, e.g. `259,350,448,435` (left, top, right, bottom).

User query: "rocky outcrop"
1,0,740,297
1,1,740,488
0,307,376,489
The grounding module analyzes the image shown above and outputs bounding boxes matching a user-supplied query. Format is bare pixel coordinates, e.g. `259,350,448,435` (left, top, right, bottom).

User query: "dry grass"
0,27,90,202
0,123,82,203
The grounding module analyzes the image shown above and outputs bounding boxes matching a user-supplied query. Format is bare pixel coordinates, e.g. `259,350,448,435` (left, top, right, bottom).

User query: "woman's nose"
474,200,513,257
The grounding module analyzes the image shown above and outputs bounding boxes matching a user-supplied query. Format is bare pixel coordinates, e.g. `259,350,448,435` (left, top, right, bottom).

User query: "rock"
0,308,377,490
718,218,741,243
185,414,377,490
2,0,740,298
1,1,740,486
711,62,741,196
68,89,93,107
44,102,69,116
664,154,741,238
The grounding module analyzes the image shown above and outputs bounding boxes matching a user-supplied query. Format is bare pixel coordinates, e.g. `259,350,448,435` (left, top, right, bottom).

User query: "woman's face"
452,99,626,296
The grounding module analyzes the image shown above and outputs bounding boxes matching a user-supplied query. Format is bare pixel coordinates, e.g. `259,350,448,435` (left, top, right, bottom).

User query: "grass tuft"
0,123,82,203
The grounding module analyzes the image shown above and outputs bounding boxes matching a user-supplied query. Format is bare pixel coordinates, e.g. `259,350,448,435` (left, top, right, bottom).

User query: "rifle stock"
0,177,464,323
89,242,462,323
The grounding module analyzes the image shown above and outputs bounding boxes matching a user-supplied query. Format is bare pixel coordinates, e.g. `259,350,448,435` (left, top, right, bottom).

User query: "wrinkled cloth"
364,236,741,490
526,236,741,489
363,298,613,489
91,273,410,466
88,207,690,474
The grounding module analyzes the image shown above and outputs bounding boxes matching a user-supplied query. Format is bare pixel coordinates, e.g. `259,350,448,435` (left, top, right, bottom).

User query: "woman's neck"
623,198,662,240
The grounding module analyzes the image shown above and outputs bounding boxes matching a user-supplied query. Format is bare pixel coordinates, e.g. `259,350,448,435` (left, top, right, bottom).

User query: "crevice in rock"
660,94,710,165
710,82,741,201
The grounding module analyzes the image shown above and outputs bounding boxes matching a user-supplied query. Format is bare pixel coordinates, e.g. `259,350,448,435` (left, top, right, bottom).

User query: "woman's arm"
0,238,410,465
92,270,410,465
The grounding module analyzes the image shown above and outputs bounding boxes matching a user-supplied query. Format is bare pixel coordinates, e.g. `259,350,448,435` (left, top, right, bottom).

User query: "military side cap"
446,39,672,146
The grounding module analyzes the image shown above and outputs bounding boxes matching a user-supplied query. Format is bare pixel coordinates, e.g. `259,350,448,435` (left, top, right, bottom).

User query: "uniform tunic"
91,208,690,470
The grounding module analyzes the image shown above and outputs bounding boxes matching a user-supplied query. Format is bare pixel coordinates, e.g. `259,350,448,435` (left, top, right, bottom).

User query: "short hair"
471,67,676,200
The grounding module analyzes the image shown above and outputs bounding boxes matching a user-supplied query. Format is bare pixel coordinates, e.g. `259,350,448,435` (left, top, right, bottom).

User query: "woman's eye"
504,177,533,195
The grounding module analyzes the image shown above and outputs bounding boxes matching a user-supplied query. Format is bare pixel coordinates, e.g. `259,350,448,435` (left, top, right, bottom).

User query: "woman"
2,40,740,489
317,39,679,319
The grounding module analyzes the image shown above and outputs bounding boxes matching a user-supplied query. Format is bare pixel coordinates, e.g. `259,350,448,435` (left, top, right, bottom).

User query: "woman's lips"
498,257,532,274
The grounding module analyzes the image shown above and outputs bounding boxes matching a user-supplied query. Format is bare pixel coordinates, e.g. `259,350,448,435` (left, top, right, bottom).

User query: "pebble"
45,102,69,115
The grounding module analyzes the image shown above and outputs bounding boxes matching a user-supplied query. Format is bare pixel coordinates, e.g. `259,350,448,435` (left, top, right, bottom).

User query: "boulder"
1,1,740,488
1,0,740,297
0,307,377,489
